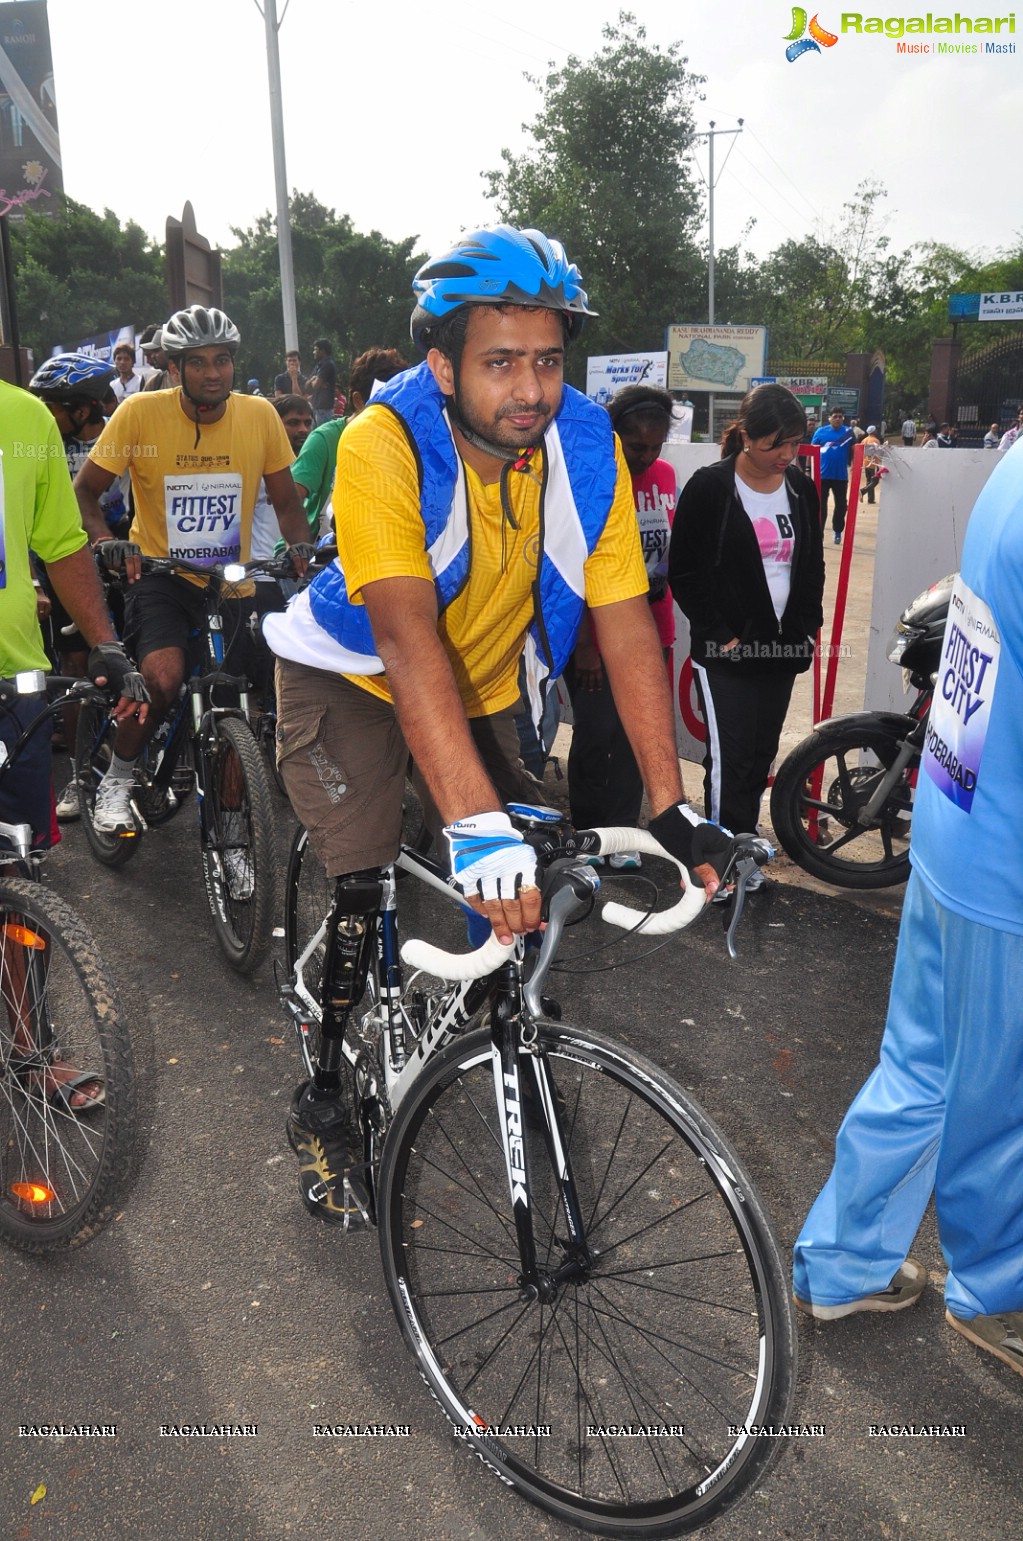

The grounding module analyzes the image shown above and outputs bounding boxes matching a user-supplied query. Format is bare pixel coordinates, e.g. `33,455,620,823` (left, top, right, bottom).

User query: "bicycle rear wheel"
0,878,136,1252
378,1025,796,1537
201,714,276,973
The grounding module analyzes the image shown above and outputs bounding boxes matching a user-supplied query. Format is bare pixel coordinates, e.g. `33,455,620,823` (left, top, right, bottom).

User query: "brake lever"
720,837,773,960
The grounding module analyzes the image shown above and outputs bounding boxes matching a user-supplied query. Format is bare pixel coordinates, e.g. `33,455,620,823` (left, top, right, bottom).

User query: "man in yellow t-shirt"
74,305,312,836
266,226,738,1227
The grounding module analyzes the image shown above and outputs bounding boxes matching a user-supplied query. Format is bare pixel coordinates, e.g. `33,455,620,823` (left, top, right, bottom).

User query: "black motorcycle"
769,574,953,889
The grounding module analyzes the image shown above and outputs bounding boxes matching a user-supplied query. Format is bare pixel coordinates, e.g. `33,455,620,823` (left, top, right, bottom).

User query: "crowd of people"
2,221,1020,1382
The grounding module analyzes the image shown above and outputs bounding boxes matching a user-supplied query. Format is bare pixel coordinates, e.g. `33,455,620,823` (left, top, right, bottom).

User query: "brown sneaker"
794,1257,928,1320
946,1308,1023,1377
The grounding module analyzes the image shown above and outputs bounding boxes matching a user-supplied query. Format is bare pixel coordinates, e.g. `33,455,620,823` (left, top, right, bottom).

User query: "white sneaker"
55,777,81,822
92,774,135,833
221,813,254,900
609,851,642,871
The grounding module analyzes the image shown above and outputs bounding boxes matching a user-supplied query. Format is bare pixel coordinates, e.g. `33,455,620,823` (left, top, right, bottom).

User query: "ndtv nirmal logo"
785,9,1016,59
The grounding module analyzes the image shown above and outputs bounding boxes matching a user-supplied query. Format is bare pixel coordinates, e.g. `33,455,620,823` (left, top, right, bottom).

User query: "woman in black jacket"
668,384,824,852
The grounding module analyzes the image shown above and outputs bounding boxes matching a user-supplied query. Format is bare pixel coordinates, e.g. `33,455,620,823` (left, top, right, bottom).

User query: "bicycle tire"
0,877,136,1252
378,1024,796,1537
770,719,916,889
282,826,332,1078
200,714,276,973
73,699,141,869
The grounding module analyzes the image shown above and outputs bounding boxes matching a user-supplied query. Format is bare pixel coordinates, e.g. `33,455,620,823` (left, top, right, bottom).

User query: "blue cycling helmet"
410,225,596,351
29,351,117,403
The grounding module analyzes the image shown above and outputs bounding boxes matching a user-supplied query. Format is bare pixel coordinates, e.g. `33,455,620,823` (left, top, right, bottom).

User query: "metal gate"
954,335,1023,445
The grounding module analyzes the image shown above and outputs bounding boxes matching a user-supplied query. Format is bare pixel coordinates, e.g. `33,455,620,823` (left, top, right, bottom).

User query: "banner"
74,326,137,364
585,351,668,404
0,2,62,217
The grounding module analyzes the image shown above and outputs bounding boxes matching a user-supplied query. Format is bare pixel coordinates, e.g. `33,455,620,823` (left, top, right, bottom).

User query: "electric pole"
699,119,743,437
256,0,298,351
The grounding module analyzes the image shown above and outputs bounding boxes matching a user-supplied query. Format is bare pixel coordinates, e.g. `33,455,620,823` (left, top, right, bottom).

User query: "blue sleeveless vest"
302,361,618,721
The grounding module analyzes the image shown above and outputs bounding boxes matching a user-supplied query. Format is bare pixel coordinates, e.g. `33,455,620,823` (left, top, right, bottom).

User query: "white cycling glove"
443,811,538,903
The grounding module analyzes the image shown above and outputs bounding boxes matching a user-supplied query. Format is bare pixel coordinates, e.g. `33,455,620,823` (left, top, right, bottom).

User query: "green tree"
222,192,425,389
10,196,166,361
484,12,708,382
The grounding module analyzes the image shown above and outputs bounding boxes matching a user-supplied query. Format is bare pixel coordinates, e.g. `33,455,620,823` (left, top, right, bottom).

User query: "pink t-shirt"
633,458,677,647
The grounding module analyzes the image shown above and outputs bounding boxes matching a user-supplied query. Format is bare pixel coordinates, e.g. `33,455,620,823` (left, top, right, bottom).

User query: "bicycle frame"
283,833,594,1285
285,838,495,1116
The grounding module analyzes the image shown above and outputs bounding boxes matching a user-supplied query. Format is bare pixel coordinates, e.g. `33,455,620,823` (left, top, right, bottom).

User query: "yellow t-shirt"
334,404,647,714
88,390,294,572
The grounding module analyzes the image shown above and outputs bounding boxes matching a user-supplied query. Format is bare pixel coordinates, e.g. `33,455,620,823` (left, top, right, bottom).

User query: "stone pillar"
928,337,962,428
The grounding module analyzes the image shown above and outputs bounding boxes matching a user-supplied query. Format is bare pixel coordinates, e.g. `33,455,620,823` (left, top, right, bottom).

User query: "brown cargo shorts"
275,659,543,877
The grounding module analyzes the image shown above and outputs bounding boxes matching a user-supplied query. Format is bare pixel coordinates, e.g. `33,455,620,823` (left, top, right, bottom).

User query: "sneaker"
220,813,254,900
91,773,135,834
745,866,766,892
794,1257,927,1320
946,1308,1023,1377
582,853,604,868
833,532,842,546
286,1082,370,1227
55,777,81,822
609,851,642,871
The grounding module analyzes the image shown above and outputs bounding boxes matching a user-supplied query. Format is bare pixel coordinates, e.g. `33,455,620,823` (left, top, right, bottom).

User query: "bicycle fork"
491,979,591,1304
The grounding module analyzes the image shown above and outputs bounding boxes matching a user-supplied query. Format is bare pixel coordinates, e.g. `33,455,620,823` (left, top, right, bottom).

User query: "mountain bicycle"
73,556,283,973
280,809,796,1536
0,672,136,1252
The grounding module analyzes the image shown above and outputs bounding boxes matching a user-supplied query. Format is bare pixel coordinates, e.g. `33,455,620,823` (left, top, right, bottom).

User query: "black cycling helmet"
410,225,595,352
30,352,117,429
161,305,240,358
30,351,117,404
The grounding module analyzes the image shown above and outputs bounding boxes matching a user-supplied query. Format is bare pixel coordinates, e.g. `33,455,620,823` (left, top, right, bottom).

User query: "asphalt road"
1,787,1018,1541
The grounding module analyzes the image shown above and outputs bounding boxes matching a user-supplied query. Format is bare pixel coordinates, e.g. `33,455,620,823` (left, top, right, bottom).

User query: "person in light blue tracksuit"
793,441,1023,1378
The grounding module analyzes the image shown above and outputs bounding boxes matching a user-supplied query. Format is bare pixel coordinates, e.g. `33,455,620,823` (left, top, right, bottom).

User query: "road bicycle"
74,557,282,973
280,808,796,1536
0,672,136,1252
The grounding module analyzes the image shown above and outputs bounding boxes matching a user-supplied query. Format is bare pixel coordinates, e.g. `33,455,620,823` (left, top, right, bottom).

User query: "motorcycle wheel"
770,719,917,889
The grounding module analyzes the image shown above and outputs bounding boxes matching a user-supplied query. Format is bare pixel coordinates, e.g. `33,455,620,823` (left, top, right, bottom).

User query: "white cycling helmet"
161,305,240,357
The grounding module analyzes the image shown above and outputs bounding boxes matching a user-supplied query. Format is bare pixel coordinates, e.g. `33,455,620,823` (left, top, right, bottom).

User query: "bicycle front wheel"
73,700,141,868
201,715,276,973
378,1025,796,1537
0,878,136,1252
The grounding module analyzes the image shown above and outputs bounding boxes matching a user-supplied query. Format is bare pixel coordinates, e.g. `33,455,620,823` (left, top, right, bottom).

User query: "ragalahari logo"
784,8,839,59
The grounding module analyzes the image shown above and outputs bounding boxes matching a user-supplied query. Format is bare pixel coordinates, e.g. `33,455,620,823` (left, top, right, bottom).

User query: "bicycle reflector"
11,1180,57,1206
2,922,47,949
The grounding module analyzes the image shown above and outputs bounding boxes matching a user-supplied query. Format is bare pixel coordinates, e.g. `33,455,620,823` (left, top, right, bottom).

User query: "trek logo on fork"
501,1068,528,1208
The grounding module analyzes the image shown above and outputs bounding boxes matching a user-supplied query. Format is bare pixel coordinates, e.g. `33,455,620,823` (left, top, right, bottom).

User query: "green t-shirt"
0,381,88,674
291,416,346,536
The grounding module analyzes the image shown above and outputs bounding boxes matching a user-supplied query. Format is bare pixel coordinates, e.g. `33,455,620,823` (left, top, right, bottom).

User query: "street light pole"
699,118,743,439
258,0,298,351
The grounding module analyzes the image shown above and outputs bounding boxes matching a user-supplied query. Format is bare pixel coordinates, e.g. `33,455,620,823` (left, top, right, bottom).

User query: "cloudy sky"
41,0,1023,273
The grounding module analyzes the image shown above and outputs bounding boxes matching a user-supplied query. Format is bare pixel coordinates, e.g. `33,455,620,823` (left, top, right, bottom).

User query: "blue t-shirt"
911,441,1023,934
811,422,854,480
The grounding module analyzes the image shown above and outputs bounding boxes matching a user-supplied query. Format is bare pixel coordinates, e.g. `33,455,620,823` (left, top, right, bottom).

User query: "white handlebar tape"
591,827,707,935
400,930,516,982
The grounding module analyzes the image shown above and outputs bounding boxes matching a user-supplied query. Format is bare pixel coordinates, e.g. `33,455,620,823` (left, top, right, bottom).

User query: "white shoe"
92,774,135,834
221,813,254,900
55,777,81,822
609,851,642,871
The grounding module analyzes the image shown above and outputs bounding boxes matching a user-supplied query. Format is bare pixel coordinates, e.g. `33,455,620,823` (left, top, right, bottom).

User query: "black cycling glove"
284,542,317,574
87,642,150,705
647,802,735,880
94,538,141,573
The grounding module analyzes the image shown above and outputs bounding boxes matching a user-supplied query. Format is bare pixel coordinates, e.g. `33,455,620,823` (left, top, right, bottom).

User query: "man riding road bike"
265,224,741,1225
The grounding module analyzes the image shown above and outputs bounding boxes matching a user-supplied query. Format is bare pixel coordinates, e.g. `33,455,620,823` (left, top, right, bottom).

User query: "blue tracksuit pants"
793,871,1023,1319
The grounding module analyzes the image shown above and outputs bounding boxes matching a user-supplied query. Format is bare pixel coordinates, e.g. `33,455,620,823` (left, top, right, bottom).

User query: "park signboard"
665,324,767,394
